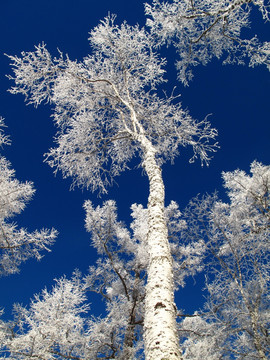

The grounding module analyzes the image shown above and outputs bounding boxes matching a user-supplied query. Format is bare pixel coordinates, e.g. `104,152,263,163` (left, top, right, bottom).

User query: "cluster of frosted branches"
7,16,218,194
0,118,10,148
179,161,270,359
0,119,56,276
146,0,270,84
2,273,90,360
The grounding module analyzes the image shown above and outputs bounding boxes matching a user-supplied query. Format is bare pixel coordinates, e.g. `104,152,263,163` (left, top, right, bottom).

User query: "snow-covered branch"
0,121,56,276
146,0,270,84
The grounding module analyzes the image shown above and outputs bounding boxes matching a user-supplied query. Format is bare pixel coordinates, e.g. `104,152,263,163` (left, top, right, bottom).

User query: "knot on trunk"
154,302,166,310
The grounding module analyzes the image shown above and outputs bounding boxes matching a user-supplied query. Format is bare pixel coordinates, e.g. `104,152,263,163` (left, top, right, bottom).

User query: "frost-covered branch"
146,0,270,84
2,274,90,360
0,120,57,276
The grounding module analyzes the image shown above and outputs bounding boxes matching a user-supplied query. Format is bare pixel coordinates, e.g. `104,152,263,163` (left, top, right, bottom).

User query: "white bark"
141,136,181,360
249,306,267,360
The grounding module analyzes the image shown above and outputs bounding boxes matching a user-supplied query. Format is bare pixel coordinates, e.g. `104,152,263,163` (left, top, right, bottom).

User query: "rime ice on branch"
0,118,56,276
145,0,270,85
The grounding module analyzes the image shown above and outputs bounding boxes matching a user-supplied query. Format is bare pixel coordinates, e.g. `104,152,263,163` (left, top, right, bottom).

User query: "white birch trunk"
116,93,181,358
140,137,182,360
250,309,267,360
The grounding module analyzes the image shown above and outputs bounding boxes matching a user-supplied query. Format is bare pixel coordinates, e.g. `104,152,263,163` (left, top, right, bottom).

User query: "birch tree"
0,118,56,276
179,161,270,359
145,0,270,85
7,16,217,359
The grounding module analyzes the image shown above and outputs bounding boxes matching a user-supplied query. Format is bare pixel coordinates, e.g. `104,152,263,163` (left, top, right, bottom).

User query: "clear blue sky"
0,0,269,319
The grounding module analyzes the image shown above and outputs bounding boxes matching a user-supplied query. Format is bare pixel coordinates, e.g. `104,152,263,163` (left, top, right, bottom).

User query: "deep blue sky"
0,0,269,319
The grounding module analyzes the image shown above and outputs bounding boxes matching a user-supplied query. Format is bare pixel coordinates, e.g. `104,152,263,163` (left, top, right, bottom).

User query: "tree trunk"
141,138,181,360
250,309,267,360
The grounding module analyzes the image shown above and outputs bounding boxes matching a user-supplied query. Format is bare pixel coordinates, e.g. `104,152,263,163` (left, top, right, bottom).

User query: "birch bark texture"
142,142,181,359
7,16,217,359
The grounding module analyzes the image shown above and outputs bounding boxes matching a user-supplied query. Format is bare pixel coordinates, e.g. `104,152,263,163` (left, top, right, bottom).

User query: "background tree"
179,161,270,359
145,0,270,85
7,15,217,359
2,273,89,360
0,118,57,277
